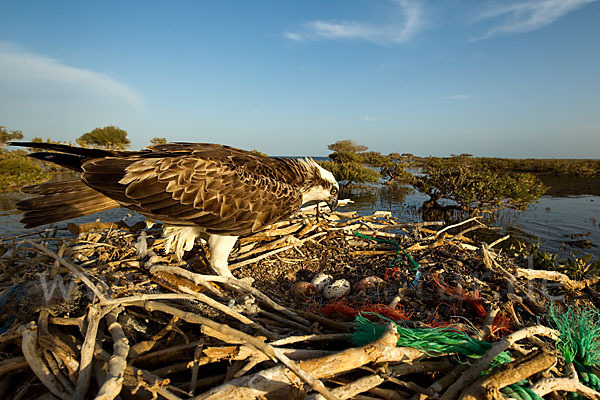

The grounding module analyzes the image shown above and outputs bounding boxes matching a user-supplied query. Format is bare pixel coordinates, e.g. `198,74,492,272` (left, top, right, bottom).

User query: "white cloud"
283,32,304,42
442,94,477,100
284,0,425,44
476,0,597,39
0,41,142,109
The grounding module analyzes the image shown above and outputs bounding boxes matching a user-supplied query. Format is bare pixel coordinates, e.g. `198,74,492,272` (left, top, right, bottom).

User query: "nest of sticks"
0,202,599,400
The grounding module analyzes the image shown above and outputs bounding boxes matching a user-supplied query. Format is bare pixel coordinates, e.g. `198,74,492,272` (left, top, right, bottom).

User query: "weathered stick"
299,311,354,333
96,307,130,400
228,278,311,325
73,305,115,400
148,265,228,284
307,374,384,400
230,231,327,269
189,341,204,396
94,346,183,400
530,362,600,399
440,325,558,400
460,350,556,400
258,309,315,333
26,239,107,301
481,244,546,314
131,339,203,364
19,322,72,400
515,268,599,291
0,356,28,375
150,269,278,339
488,235,510,249
100,292,198,306
0,327,22,344
42,349,75,394
433,217,481,239
270,333,351,347
193,324,424,399
146,265,310,325
143,301,339,400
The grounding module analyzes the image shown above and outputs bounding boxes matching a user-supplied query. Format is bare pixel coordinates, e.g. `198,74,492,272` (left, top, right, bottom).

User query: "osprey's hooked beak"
327,195,338,212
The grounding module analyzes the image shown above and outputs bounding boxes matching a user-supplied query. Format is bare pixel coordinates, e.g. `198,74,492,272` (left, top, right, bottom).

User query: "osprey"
11,142,339,276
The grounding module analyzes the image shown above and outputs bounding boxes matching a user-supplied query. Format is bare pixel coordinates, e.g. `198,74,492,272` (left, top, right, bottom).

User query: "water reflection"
0,192,22,212
340,184,422,221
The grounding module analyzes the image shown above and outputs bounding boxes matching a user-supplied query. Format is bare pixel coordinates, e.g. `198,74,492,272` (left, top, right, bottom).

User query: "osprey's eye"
330,188,338,195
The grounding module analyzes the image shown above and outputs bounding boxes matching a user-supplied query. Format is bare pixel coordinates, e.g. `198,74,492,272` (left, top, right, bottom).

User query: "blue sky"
1,0,599,157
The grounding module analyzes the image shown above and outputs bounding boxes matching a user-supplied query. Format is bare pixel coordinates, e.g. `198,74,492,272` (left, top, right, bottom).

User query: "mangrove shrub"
0,126,23,149
77,126,130,149
319,160,381,185
412,159,547,210
0,150,52,192
324,140,410,185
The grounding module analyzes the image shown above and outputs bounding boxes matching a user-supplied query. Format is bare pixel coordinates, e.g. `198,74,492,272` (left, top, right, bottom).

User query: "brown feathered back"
13,142,317,235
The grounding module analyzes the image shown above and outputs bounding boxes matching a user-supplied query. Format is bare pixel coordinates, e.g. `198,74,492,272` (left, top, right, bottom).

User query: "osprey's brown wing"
144,142,307,186
81,146,303,235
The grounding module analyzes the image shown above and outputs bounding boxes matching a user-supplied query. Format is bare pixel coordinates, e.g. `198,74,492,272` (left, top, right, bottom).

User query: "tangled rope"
353,230,421,288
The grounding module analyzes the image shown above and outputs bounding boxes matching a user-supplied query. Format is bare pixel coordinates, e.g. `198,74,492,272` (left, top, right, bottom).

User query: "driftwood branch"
516,267,600,291
193,323,423,399
307,374,384,400
19,322,72,400
26,239,107,301
95,307,130,400
73,305,114,400
441,325,558,400
143,301,341,400
460,350,556,400
530,362,600,399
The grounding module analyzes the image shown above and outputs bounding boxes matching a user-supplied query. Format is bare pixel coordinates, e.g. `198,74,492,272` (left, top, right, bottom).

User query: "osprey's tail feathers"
16,179,121,228
8,142,125,172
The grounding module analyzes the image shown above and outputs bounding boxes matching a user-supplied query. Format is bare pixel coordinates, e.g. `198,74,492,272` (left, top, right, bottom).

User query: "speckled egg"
311,273,333,293
290,282,317,301
353,276,386,293
322,279,351,299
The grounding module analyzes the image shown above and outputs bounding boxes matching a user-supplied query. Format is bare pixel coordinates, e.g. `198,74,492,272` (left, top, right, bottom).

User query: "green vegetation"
0,149,52,192
513,241,600,283
1,126,54,191
412,159,547,210
318,141,554,212
327,139,368,153
1,124,132,192
420,155,600,178
250,149,269,157
31,137,69,145
380,160,411,184
322,140,411,185
76,125,130,149
150,137,167,145
0,126,23,149
319,159,381,184
322,140,380,184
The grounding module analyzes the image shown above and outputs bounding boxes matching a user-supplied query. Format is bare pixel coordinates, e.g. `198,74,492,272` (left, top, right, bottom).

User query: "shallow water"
1,181,598,260
339,184,600,259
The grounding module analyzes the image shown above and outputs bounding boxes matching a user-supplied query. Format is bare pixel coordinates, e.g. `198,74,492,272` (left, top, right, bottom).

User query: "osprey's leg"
207,234,239,277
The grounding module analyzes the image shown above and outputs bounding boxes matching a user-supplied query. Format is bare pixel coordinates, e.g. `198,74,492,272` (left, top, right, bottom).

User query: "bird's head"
298,158,339,211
